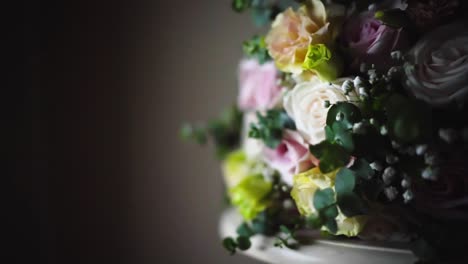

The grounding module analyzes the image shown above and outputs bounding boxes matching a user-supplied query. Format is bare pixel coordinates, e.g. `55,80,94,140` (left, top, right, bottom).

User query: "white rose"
284,78,357,145
403,22,468,106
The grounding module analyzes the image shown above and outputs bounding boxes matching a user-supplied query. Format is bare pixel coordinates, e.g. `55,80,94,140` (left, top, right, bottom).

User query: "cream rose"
265,0,330,74
403,22,468,106
283,78,357,145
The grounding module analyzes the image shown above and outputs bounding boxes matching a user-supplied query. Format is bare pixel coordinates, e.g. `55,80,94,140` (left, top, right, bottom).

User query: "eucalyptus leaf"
313,188,336,211
331,122,354,152
351,159,374,180
337,192,366,217
385,94,432,143
326,102,362,129
236,236,252,250
232,0,252,12
309,141,350,173
335,168,356,196
251,7,272,26
222,237,237,255
325,219,338,234
249,110,294,148
306,214,324,229
236,222,255,238
279,225,291,235
321,204,339,220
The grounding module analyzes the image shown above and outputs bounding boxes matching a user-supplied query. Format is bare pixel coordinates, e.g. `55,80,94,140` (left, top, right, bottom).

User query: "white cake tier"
219,208,417,264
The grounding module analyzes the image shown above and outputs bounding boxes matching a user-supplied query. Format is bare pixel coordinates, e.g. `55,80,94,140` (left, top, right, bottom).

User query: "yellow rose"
265,0,331,74
291,167,367,237
229,175,272,220
222,150,251,189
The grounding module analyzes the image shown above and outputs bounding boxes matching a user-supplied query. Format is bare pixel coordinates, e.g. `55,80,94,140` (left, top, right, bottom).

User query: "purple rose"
403,22,468,106
263,130,319,185
343,12,408,71
237,59,283,111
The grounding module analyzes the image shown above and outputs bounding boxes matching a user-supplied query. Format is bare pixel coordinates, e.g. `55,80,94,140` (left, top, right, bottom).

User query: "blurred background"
19,0,264,263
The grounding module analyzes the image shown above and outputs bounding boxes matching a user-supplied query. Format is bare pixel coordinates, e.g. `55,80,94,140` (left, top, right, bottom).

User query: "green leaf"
325,125,334,141
236,236,252,250
325,219,338,234
251,7,272,26
279,225,291,235
351,159,374,180
222,237,237,255
321,204,339,220
385,94,432,143
179,123,208,145
335,168,356,196
326,102,362,129
249,110,295,148
313,188,336,211
306,214,324,229
309,141,350,173
337,192,366,217
330,122,354,152
232,0,252,12
243,36,271,64
236,223,255,238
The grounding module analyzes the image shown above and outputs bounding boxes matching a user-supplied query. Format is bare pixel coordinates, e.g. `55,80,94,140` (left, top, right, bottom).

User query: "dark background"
16,0,263,263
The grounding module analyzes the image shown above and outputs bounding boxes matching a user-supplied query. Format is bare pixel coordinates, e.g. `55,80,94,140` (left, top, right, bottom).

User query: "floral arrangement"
181,0,468,263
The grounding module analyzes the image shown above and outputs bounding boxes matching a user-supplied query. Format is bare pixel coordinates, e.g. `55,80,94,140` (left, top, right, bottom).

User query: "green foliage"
274,225,299,249
243,35,271,64
236,236,252,250
385,94,432,143
335,168,367,217
313,188,339,234
236,222,255,238
180,123,207,144
251,210,277,236
251,5,273,27
222,237,238,255
335,168,356,195
326,102,362,129
313,188,336,211
249,110,296,148
326,122,355,152
223,223,255,255
232,0,252,12
181,106,243,159
350,159,374,180
309,141,350,173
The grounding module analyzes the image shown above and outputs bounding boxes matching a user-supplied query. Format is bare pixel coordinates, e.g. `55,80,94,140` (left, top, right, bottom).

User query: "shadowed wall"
26,0,263,263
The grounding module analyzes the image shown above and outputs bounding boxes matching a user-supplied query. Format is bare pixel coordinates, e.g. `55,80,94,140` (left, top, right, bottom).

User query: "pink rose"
343,12,407,71
263,130,319,185
237,59,283,111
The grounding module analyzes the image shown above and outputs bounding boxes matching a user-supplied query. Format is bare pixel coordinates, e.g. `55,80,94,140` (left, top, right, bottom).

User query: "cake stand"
219,208,417,264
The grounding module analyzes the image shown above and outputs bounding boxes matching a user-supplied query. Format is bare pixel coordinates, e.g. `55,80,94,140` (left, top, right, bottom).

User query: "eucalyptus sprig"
249,109,296,148
274,225,299,249
180,106,243,159
243,35,271,64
